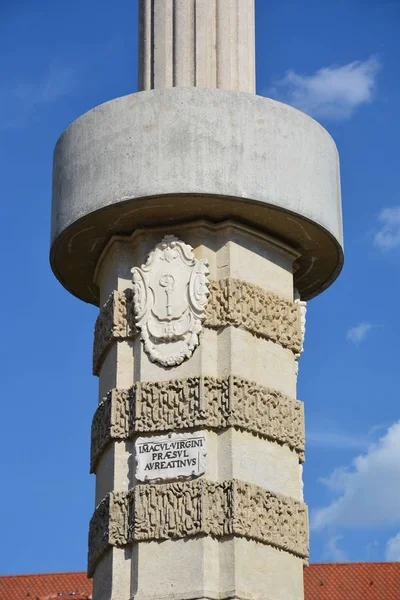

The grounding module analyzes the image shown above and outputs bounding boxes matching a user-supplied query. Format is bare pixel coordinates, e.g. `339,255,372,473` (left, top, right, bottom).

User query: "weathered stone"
205,278,303,353
90,376,305,472
50,0,344,595
51,88,343,306
92,278,302,375
138,0,256,93
132,235,210,367
88,491,129,578
91,389,132,472
88,479,309,576
92,290,136,375
88,227,308,599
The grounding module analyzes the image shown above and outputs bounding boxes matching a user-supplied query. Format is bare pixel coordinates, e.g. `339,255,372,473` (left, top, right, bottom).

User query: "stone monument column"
50,2,343,600
138,0,255,92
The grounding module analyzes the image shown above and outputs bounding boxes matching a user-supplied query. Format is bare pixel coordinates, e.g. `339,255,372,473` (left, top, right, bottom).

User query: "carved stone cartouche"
131,235,210,367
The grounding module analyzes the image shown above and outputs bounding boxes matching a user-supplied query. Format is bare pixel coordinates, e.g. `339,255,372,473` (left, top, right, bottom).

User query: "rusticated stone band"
88,479,309,576
87,491,129,578
206,278,302,351
93,289,136,374
90,376,305,472
93,278,302,375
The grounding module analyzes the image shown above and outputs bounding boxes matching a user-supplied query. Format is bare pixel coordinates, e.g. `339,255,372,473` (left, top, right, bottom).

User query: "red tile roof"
304,562,400,599
36,597,90,600
2,563,400,600
0,571,91,600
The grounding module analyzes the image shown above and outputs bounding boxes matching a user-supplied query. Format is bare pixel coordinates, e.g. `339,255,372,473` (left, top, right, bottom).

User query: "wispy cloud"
386,532,400,560
346,322,375,344
374,207,400,250
366,539,380,561
324,535,349,562
311,421,400,530
269,56,381,121
307,430,370,451
0,62,77,131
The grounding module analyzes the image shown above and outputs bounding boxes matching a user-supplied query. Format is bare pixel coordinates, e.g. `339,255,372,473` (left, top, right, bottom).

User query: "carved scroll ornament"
131,236,210,367
88,479,309,576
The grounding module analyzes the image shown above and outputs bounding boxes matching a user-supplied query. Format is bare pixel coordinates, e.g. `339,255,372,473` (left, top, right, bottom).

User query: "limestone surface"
50,3,343,600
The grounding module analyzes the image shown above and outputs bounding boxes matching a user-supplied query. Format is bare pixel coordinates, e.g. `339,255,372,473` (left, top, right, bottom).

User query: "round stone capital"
51,88,343,303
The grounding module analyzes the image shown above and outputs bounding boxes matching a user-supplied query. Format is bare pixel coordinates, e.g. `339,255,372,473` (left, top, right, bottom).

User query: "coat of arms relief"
131,236,210,367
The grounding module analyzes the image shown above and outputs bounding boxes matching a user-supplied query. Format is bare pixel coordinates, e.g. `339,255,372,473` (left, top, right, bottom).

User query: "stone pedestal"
50,2,343,600
89,222,307,600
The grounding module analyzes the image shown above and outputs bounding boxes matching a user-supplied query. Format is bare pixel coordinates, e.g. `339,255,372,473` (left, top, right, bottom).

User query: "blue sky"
1,0,400,575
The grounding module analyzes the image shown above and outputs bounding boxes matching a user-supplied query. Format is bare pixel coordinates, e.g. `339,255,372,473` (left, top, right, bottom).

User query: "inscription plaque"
135,431,207,482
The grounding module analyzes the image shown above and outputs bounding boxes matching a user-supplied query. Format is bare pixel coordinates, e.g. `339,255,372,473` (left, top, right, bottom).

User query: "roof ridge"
0,571,88,579
308,561,400,566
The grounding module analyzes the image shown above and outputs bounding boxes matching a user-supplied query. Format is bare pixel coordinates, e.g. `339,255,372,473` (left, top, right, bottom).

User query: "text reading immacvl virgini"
135,431,207,482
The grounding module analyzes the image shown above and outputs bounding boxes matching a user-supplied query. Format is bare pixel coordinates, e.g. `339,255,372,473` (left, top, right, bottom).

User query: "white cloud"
374,207,400,250
269,56,381,120
312,421,400,530
346,322,374,344
0,62,77,131
386,533,400,560
324,535,348,562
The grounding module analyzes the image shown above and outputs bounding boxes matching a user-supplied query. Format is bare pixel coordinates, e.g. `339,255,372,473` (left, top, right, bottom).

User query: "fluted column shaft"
138,0,256,93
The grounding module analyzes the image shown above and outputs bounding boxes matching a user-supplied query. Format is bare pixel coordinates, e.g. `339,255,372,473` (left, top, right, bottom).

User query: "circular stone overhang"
51,88,343,305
